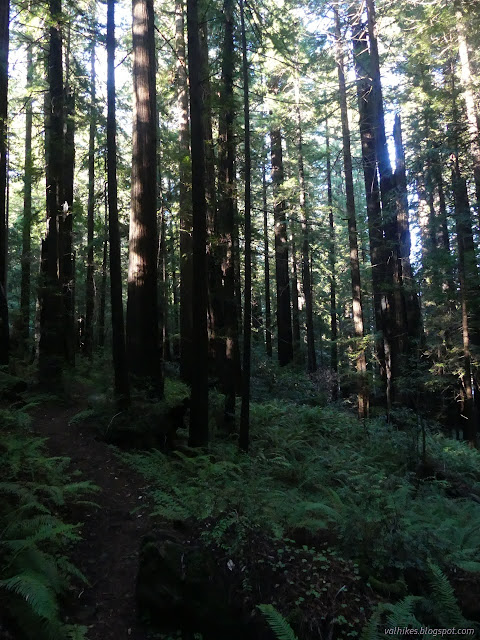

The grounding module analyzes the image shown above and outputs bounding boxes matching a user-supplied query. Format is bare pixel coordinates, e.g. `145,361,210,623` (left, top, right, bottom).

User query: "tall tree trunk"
335,6,368,419
176,0,193,383
262,162,273,358
218,0,240,427
393,114,422,343
455,0,480,212
0,0,8,365
127,0,163,394
97,180,107,349
107,0,129,406
366,0,406,404
326,124,338,397
20,42,33,355
85,40,96,359
452,160,477,446
295,75,316,373
61,25,75,366
187,0,209,446
200,18,220,365
239,0,251,451
271,124,293,366
39,0,65,382
351,20,387,393
290,220,301,357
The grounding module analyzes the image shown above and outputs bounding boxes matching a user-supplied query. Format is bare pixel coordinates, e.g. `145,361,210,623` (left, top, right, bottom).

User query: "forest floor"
32,397,155,640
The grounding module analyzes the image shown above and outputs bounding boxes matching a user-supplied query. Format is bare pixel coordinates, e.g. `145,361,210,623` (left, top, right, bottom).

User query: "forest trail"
33,400,154,640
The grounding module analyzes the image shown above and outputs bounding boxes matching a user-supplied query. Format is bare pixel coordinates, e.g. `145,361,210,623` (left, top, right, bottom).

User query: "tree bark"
217,0,240,427
393,113,422,343
326,124,338,397
107,0,129,406
452,161,477,446
39,0,65,382
335,6,368,419
239,0,251,451
85,40,96,359
61,24,75,366
176,0,193,383
351,20,387,391
97,180,107,349
20,42,33,355
262,162,273,358
295,75,316,373
455,0,480,212
0,0,8,365
290,220,301,357
127,0,163,394
187,0,209,446
271,124,293,366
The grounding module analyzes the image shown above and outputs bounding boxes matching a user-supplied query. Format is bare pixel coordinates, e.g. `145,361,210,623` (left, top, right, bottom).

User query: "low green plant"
0,407,97,639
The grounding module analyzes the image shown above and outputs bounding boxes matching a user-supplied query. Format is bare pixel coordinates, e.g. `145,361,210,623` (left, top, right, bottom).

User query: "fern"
426,562,468,627
258,604,299,640
0,571,59,622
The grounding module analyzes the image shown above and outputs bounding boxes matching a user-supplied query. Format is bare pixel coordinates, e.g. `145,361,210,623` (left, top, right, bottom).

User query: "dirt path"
33,400,154,640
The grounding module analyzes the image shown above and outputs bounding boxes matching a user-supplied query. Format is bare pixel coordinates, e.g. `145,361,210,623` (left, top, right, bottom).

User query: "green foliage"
258,604,299,640
0,409,96,640
363,564,475,638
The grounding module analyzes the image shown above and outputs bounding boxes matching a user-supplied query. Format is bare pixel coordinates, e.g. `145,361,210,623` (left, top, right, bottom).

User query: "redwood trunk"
335,6,368,418
0,0,8,364
127,0,163,393
187,0,209,445
20,43,33,354
85,41,96,358
107,0,129,406
271,126,293,366
176,0,193,383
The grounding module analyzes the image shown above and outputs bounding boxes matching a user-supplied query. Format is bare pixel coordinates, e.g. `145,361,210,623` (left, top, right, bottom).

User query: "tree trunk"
351,20,386,392
200,18,221,366
97,181,107,349
295,75,316,373
187,0,209,446
217,0,240,427
366,0,406,405
335,6,368,419
61,25,75,366
85,40,96,359
0,0,8,365
271,125,293,366
455,0,480,212
393,114,423,343
239,0,251,451
20,42,33,355
107,0,129,406
452,161,477,446
290,220,301,357
176,0,193,383
127,0,163,394
326,124,338,397
39,0,65,382
262,162,273,358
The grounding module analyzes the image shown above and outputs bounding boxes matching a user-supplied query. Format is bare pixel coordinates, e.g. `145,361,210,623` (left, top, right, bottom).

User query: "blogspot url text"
385,629,475,637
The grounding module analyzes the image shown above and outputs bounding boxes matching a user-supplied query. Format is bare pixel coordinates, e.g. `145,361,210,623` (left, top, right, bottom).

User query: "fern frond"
427,562,467,627
0,571,59,622
384,595,422,628
258,604,299,640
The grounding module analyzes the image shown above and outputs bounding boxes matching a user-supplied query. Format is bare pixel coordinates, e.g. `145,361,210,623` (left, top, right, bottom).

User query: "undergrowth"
0,404,96,640
117,376,480,638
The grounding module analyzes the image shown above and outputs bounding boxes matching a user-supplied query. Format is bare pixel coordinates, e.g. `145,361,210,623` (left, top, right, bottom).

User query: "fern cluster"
118,380,480,637
0,410,96,640
362,564,475,639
